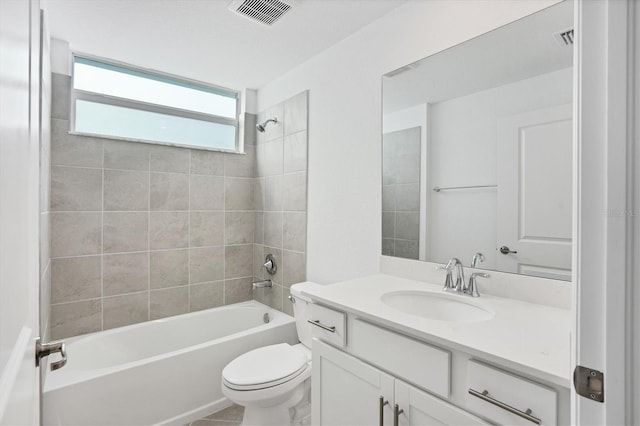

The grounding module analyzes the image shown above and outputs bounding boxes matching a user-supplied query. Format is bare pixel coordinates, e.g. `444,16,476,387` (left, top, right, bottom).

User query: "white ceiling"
383,0,573,113
43,0,406,91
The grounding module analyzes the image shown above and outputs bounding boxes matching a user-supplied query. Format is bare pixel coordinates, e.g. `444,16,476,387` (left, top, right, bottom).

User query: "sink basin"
381,291,494,322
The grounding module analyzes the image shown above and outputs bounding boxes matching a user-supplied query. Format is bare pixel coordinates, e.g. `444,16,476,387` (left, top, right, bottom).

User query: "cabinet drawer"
309,304,346,348
466,360,557,425
350,319,450,398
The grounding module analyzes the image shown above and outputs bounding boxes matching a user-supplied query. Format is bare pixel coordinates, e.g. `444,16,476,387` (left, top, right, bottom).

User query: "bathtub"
43,301,297,425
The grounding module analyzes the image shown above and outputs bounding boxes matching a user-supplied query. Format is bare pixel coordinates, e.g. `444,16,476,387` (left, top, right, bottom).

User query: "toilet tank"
289,282,319,349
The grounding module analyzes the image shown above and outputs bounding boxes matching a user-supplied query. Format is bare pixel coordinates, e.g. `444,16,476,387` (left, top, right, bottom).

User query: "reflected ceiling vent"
553,28,574,47
228,0,295,26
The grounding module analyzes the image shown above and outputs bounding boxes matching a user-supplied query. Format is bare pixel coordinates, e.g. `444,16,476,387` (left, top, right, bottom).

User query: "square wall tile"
257,139,283,177
225,212,255,245
282,172,306,211
264,175,283,211
51,212,102,257
103,140,149,171
51,166,102,211
51,119,103,168
264,212,283,249
103,292,148,329
191,149,224,176
396,183,420,212
190,175,224,211
283,250,306,287
225,178,254,211
395,212,419,240
224,277,253,304
225,244,253,279
103,169,149,211
284,91,308,136
190,246,224,284
189,212,224,247
189,281,224,312
395,239,419,260
283,212,306,252
150,172,188,211
51,256,101,304
150,145,189,173
150,249,189,289
103,252,149,296
103,212,148,253
283,131,307,173
149,211,188,249
50,299,101,340
150,286,188,319
382,239,395,256
225,146,255,178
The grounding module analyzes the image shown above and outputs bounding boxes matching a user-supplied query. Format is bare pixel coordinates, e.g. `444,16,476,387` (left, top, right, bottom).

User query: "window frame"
70,53,242,152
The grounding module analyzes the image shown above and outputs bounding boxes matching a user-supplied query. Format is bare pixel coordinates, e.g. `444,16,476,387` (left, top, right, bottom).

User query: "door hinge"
573,366,604,402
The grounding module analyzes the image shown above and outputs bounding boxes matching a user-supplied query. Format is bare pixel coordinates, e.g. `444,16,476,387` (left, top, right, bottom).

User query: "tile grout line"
147,150,151,321
100,142,105,332
187,149,192,313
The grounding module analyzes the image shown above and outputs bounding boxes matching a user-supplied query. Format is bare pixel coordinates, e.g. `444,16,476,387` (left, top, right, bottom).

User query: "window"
71,55,240,151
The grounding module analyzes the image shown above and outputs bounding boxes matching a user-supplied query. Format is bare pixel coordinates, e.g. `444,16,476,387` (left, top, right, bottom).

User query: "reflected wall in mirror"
382,1,573,281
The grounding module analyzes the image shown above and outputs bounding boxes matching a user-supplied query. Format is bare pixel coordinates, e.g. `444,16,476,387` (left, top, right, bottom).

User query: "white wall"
257,0,561,284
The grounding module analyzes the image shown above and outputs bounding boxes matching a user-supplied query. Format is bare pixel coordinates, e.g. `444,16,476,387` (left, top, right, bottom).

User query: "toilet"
221,282,317,426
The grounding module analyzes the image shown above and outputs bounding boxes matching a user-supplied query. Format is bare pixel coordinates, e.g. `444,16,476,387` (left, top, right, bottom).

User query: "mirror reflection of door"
496,104,573,280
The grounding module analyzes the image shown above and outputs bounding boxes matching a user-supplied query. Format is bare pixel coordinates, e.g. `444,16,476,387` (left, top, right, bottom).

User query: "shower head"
256,117,278,133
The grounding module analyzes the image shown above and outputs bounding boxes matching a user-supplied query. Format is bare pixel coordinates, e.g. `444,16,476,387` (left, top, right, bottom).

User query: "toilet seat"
222,343,309,391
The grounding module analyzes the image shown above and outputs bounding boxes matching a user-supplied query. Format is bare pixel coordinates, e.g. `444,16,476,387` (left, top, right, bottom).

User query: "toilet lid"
222,343,308,391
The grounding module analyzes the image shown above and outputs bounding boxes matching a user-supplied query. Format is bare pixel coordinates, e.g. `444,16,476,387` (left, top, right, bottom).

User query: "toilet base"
239,380,307,426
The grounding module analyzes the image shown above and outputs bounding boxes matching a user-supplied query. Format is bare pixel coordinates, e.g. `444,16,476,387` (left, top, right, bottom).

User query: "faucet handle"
465,272,490,297
436,265,455,291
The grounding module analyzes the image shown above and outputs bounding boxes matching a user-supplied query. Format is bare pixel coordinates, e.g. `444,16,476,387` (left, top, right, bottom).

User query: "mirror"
382,1,573,281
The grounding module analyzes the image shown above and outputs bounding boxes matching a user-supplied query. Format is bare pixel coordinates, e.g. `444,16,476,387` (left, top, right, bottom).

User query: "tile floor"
189,404,244,426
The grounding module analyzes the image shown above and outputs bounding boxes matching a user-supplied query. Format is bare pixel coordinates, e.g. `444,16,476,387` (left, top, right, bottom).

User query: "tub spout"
252,279,272,289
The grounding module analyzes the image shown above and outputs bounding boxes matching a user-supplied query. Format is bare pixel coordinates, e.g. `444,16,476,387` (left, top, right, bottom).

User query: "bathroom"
1,0,638,425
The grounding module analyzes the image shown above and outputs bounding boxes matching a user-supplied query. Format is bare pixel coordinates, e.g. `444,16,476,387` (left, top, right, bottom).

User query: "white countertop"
303,274,572,388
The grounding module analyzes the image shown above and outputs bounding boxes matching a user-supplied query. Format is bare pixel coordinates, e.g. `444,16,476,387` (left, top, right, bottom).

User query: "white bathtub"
43,301,297,425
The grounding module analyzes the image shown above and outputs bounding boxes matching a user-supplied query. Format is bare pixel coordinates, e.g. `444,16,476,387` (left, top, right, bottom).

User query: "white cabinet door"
312,339,394,426
394,380,489,426
496,104,573,280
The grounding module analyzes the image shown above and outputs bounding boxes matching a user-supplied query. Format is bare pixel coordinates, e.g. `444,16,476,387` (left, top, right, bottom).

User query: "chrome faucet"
471,252,485,268
438,258,465,293
465,272,490,297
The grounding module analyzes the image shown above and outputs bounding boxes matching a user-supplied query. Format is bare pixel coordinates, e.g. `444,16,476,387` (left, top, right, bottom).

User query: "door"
312,339,394,426
496,104,573,280
0,0,42,423
394,380,488,426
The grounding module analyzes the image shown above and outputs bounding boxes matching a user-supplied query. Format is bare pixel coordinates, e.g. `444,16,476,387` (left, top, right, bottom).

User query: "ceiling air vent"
553,28,574,47
228,0,294,26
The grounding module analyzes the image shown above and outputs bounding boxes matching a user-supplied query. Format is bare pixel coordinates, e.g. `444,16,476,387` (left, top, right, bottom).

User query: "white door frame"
573,0,638,424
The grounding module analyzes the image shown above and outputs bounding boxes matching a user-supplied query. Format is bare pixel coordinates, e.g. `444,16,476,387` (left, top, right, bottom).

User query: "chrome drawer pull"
307,319,336,333
468,388,541,425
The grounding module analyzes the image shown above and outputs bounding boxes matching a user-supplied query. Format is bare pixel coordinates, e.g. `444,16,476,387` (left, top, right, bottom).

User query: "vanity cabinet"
312,339,488,425
310,306,566,426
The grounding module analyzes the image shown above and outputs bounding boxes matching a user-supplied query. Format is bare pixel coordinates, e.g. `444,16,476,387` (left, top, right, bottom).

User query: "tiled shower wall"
253,92,308,316
49,72,308,339
382,127,421,260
